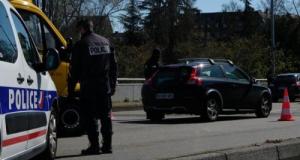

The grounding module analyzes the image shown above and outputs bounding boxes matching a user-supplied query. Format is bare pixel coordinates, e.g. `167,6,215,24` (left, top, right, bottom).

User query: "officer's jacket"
70,32,117,95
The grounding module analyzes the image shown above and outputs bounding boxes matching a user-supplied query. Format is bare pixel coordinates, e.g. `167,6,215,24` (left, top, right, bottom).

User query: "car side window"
221,64,249,82
198,65,224,78
0,2,17,63
11,11,40,67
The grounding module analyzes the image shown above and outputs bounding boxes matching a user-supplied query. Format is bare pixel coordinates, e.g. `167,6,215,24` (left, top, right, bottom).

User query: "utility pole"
271,0,276,75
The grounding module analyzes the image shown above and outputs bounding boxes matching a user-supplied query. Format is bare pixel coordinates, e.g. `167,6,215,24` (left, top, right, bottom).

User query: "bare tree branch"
293,0,300,16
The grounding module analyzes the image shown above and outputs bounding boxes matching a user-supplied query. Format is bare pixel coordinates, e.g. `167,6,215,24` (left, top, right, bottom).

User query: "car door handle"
27,76,34,85
17,73,25,84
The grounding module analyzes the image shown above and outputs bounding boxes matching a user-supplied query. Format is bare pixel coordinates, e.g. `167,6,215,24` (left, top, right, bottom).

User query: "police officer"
144,48,161,79
68,19,117,155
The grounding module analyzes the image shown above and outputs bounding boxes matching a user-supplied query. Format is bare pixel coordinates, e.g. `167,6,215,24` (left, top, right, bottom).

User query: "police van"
0,0,60,159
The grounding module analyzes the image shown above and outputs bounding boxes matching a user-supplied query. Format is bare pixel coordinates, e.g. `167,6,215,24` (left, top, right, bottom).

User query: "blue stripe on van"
0,86,57,114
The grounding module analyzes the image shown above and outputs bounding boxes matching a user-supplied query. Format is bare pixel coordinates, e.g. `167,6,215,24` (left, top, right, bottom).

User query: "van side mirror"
35,48,60,72
45,48,60,70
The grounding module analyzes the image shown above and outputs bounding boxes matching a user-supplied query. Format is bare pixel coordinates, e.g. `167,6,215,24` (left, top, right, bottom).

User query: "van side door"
0,2,28,158
10,10,49,151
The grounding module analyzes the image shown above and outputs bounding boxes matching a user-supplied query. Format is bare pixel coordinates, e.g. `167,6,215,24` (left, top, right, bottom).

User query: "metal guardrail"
117,78,145,84
117,78,268,84
118,78,145,81
256,79,268,86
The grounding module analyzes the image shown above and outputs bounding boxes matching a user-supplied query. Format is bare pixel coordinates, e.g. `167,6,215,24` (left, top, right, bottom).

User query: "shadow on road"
55,153,100,159
117,115,256,125
58,132,84,138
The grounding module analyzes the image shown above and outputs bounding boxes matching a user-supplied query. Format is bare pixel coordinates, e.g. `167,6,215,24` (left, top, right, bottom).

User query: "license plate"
156,93,174,100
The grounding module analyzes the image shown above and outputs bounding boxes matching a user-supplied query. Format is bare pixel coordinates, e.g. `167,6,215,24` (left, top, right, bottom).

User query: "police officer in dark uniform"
144,48,161,79
68,19,117,155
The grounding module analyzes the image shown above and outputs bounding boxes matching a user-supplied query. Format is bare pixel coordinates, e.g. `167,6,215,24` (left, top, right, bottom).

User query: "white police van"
0,0,60,159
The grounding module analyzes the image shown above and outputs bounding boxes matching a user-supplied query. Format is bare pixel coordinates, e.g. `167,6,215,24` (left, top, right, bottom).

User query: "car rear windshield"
275,75,297,83
153,67,192,86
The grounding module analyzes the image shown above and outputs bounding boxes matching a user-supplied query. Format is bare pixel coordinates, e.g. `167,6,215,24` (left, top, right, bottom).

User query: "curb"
170,138,300,160
112,102,143,112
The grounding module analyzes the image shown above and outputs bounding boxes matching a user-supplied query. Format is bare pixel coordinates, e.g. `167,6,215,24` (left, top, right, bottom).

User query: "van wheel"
256,94,272,118
201,96,219,121
39,109,57,160
59,100,83,136
146,111,164,121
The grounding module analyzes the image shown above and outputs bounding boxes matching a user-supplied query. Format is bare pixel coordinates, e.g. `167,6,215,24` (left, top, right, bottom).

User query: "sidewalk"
112,101,143,112
169,137,300,160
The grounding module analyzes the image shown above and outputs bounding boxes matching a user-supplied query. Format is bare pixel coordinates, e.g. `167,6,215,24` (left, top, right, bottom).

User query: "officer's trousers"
81,93,113,148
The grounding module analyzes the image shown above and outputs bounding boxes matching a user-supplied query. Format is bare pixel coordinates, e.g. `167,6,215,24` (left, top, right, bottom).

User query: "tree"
42,0,86,30
240,0,255,12
140,0,198,64
41,0,126,34
82,0,126,17
259,0,297,15
120,0,144,45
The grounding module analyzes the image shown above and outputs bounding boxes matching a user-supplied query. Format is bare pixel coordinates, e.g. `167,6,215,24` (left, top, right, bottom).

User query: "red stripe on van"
2,129,47,147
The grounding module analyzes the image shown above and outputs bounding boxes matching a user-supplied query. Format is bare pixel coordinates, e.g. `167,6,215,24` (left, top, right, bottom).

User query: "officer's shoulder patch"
89,45,110,56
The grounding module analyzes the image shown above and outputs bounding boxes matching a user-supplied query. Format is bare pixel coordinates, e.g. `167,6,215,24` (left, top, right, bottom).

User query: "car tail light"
187,68,202,85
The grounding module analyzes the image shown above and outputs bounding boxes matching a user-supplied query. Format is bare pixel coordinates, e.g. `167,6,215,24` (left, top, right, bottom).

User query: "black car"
269,73,300,102
142,58,272,121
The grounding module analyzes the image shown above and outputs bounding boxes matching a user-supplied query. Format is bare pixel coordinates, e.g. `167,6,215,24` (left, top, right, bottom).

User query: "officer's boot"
101,135,112,154
81,133,100,155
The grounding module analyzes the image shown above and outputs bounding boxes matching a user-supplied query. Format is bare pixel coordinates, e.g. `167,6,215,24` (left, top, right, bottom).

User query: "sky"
195,0,261,13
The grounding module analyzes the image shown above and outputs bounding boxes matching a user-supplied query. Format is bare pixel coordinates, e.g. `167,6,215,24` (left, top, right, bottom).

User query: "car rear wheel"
256,94,272,118
146,111,165,121
201,96,219,121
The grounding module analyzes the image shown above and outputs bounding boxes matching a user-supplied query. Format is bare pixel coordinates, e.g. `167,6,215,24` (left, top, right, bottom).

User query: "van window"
0,2,17,63
11,11,40,67
17,10,43,51
17,10,58,53
43,24,56,49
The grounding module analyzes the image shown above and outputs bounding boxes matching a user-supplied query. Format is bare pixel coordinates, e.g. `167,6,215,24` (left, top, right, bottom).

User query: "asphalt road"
55,102,300,160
